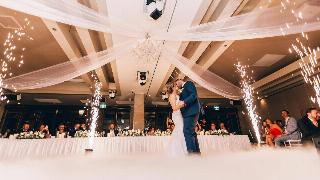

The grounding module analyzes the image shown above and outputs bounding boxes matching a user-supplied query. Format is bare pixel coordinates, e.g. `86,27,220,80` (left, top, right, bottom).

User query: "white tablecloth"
0,135,251,160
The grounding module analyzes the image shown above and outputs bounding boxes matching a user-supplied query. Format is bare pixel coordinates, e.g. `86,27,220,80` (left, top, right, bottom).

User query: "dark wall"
145,106,171,131
256,83,315,121
1,103,242,134
202,106,241,134
1,105,86,134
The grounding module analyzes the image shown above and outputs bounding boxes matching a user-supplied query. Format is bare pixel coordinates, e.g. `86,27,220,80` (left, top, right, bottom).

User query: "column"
0,104,6,132
133,93,144,129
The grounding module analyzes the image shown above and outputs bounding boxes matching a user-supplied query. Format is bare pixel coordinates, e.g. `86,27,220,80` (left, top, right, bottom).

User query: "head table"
0,135,251,160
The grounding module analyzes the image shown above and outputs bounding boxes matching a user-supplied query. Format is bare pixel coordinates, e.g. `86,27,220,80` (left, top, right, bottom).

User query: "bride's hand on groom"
178,101,185,108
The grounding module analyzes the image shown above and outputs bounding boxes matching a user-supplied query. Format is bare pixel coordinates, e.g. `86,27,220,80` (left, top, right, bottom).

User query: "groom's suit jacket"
179,81,200,118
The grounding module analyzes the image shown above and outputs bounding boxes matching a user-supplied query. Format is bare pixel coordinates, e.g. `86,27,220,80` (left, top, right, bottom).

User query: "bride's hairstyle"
165,82,175,95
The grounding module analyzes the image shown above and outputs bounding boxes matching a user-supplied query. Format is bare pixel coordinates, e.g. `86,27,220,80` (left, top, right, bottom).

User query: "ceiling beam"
91,0,121,93
186,0,241,66
195,0,249,69
42,20,93,89
20,82,93,95
198,0,270,71
253,50,320,90
157,0,246,96
157,0,214,95
76,27,109,91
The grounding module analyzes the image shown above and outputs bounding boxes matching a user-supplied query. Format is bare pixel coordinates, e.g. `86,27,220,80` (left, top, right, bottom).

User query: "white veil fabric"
0,0,144,38
163,49,242,100
1,0,320,100
3,40,138,90
151,2,320,41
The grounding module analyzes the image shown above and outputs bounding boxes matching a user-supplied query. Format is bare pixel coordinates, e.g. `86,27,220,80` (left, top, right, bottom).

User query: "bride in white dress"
165,83,188,156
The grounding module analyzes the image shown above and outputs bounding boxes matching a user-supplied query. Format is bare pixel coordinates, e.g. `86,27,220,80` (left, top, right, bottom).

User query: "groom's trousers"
183,114,200,153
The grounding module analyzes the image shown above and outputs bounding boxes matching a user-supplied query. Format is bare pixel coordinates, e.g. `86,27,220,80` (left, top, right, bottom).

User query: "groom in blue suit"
176,78,201,154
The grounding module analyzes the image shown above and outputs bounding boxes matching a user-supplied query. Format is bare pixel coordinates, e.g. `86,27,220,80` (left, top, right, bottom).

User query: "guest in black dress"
69,123,80,137
39,124,51,138
199,118,209,131
20,122,31,133
104,123,119,137
166,117,174,130
80,123,87,131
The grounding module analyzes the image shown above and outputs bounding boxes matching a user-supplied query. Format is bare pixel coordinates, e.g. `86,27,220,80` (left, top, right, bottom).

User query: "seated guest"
317,111,320,121
56,124,67,138
69,123,80,137
199,118,209,131
260,120,268,141
104,123,119,137
298,108,320,143
209,123,217,134
147,127,155,136
274,110,301,147
265,118,282,147
275,120,284,129
195,123,201,135
80,123,87,131
166,117,174,130
170,124,175,132
2,129,12,138
39,124,51,138
219,122,229,133
20,122,31,133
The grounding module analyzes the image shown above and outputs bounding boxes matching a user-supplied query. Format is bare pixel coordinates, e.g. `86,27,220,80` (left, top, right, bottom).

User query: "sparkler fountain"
1,18,33,102
281,0,320,107
235,63,261,144
85,73,102,152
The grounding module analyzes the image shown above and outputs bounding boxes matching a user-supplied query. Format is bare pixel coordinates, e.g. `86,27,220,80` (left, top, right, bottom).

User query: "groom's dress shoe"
188,152,201,157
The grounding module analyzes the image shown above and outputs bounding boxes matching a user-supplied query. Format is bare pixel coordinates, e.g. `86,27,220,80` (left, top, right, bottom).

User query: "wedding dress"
168,95,188,157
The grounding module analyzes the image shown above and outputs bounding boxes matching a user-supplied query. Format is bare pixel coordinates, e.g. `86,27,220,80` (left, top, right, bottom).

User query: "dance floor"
0,147,319,180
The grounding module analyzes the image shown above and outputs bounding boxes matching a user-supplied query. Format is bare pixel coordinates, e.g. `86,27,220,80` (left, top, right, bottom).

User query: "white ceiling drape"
1,0,319,100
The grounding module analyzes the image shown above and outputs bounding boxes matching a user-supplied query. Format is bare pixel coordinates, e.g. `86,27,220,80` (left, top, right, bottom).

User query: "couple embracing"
165,78,201,156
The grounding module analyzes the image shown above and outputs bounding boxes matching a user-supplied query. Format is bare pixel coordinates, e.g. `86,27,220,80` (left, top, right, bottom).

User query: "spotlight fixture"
137,71,148,86
144,0,166,20
108,90,117,99
161,91,168,100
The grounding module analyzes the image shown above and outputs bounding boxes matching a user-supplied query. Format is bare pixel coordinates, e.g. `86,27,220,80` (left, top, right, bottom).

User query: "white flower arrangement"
117,129,173,137
16,131,45,139
205,129,229,136
155,129,171,136
163,129,172,136
118,129,146,137
74,130,102,138
154,129,162,136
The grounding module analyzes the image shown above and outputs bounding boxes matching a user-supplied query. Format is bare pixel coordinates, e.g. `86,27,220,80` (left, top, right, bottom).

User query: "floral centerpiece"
118,129,145,137
16,131,45,139
154,129,171,136
205,129,229,136
74,130,102,138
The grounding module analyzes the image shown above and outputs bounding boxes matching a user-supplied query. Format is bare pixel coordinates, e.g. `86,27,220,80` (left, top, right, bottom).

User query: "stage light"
108,90,117,99
161,91,168,100
144,0,166,20
137,71,148,86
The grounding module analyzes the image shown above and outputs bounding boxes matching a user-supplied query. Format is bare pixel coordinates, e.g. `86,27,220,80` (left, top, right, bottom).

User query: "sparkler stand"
85,148,94,154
